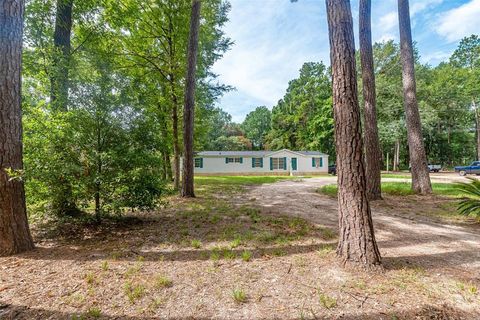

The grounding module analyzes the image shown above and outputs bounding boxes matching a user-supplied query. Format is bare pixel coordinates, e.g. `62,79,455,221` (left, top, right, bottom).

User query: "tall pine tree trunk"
326,0,381,268
51,0,73,110
182,0,201,198
359,0,382,200
0,0,34,256
398,0,432,194
51,0,77,215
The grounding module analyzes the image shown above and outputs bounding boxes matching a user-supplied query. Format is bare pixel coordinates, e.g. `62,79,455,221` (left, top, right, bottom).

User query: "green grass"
241,250,253,262
124,281,146,303
154,275,173,289
318,182,469,198
191,239,202,249
194,175,298,186
381,173,412,179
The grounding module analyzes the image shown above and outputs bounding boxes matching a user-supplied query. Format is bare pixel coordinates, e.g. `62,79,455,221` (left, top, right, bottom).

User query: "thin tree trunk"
165,14,181,190
158,102,173,181
0,0,35,256
182,0,201,198
94,123,101,223
171,87,181,190
165,153,173,181
474,101,480,161
393,139,400,171
398,0,432,194
50,0,73,110
326,0,381,268
359,0,381,200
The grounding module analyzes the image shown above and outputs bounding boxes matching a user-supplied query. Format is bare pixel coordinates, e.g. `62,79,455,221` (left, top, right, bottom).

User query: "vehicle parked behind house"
428,164,441,173
455,161,480,176
328,164,336,175
409,164,442,173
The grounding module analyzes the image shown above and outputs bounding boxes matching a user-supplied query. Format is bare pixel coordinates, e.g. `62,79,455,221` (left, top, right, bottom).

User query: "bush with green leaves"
456,178,480,217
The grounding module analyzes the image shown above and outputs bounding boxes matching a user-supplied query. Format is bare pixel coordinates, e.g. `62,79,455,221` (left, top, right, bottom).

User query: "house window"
226,157,243,164
272,157,286,170
252,158,263,168
313,157,323,168
194,158,203,168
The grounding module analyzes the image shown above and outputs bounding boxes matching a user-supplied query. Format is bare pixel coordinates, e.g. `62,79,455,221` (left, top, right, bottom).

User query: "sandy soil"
1,175,479,320
247,176,480,277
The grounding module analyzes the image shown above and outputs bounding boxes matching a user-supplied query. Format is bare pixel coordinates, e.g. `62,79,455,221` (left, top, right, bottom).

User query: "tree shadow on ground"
10,241,337,262
1,302,474,320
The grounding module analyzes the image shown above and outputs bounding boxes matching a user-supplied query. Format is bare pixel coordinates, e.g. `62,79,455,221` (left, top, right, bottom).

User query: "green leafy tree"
241,106,271,150
266,62,334,156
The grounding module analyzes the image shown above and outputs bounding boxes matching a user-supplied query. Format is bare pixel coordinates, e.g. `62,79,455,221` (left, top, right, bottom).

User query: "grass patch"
318,292,337,309
195,176,298,186
124,281,146,303
154,275,173,289
381,173,412,179
241,250,252,262
317,244,335,257
100,261,109,271
191,239,202,249
318,182,470,198
86,307,102,318
84,272,96,286
232,288,247,303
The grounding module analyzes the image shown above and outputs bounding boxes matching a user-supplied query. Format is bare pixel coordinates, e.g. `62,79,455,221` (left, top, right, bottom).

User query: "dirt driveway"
247,175,480,284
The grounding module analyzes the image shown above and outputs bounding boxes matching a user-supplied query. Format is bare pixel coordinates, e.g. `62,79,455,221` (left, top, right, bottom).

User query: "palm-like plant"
456,178,480,217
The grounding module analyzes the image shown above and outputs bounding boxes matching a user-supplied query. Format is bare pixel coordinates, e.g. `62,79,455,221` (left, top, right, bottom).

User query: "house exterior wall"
193,150,328,175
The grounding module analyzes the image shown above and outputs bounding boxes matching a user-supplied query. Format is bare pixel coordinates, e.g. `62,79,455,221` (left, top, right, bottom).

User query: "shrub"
456,178,480,217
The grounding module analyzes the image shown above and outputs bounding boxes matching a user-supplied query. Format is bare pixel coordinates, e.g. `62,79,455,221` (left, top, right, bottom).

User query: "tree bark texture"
51,0,73,110
359,0,382,200
171,82,180,190
181,0,201,198
166,14,181,191
398,0,432,194
393,139,400,171
158,102,173,181
326,0,381,268
0,0,35,256
474,101,480,161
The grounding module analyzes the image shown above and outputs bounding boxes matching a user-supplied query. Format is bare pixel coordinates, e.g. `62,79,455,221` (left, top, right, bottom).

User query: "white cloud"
212,0,329,110
436,0,480,42
420,51,451,64
411,0,443,16
374,0,443,42
378,11,398,31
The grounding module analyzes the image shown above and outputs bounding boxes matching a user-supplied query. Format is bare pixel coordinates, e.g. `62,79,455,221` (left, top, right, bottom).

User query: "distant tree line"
207,36,480,170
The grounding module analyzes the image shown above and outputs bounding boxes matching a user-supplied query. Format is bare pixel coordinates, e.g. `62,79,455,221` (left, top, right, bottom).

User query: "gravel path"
247,176,480,280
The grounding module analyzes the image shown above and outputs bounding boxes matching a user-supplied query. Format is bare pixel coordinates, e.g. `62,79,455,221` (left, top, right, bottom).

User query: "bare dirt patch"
1,177,479,319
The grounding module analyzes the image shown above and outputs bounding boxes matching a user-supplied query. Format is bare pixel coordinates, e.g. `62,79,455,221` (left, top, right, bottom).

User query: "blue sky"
211,0,480,122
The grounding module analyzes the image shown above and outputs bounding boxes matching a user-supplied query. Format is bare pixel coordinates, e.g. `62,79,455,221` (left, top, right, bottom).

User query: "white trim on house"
190,149,329,176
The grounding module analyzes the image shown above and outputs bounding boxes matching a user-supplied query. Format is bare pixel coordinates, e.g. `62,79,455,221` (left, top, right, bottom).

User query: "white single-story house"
192,149,328,176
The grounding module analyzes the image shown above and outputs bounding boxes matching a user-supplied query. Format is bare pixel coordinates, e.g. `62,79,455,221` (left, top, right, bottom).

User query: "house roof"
195,149,328,157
